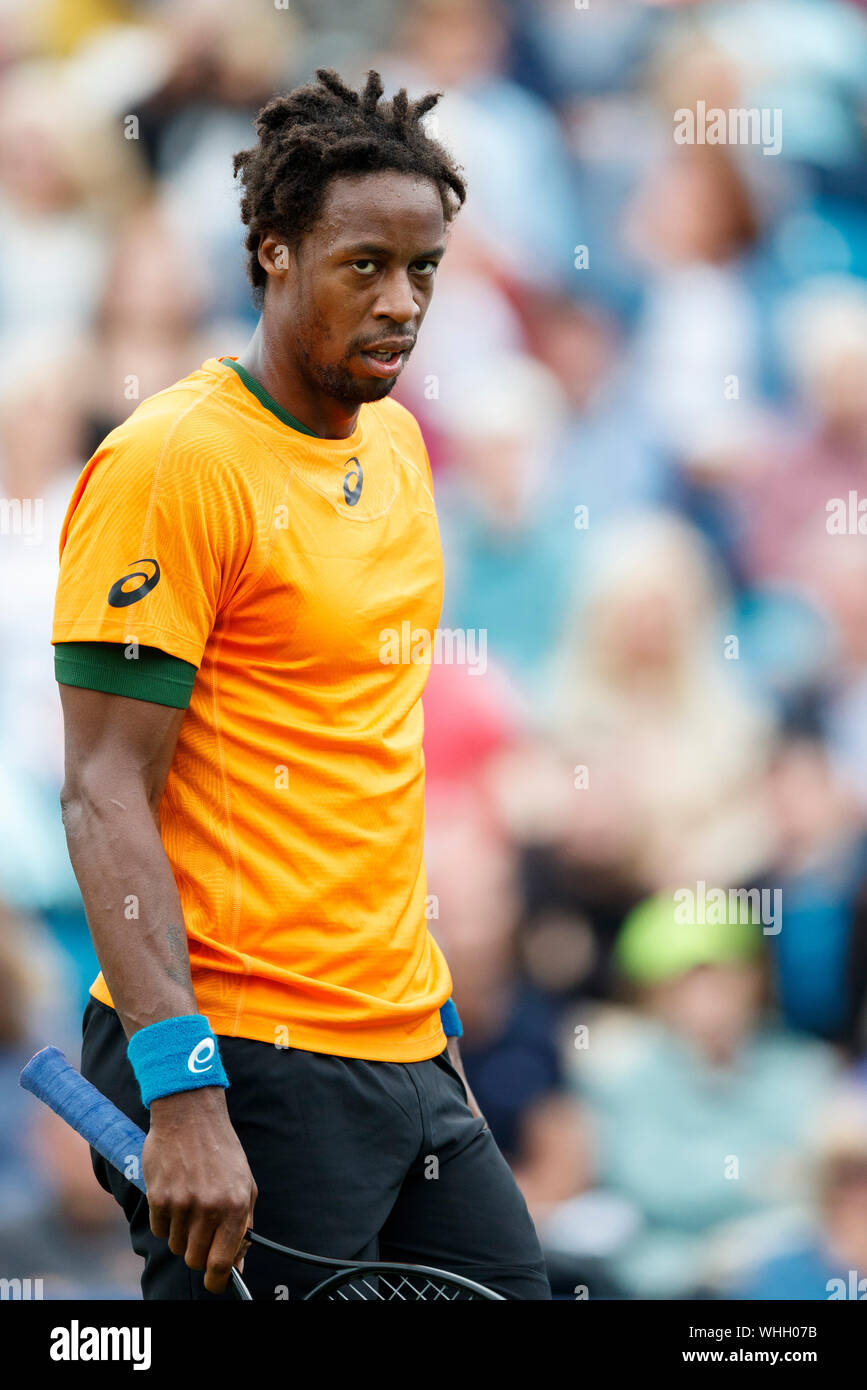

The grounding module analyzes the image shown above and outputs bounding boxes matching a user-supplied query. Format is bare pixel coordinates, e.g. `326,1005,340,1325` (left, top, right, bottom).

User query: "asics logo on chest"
343,459,363,506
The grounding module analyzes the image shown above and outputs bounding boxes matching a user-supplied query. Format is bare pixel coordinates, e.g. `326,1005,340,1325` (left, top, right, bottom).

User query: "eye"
351,260,377,275
411,260,437,276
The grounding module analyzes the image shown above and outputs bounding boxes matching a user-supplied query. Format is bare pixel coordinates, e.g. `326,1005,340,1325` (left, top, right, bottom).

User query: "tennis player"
52,69,551,1300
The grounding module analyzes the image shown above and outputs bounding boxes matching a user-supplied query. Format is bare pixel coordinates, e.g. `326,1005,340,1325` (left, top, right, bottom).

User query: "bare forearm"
61,783,196,1036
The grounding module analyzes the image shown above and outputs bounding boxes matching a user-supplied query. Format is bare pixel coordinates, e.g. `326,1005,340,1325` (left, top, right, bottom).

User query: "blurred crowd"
2,0,867,1300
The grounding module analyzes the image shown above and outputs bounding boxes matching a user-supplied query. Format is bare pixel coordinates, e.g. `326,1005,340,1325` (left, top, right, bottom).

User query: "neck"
236,319,361,440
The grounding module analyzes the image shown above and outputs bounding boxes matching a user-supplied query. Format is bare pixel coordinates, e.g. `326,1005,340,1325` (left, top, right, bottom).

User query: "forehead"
313,171,445,252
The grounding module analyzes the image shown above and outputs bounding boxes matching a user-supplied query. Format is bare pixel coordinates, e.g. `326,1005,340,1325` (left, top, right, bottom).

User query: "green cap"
615,892,763,986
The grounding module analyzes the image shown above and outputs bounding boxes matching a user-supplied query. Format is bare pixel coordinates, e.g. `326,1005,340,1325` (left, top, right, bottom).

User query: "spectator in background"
518,292,675,525
792,529,867,820
0,902,51,1235
388,0,581,288
0,58,141,355
81,198,212,449
734,1086,867,1300
425,796,586,1230
739,277,867,588
762,736,867,1052
132,0,291,326
435,353,578,696
548,512,775,893
696,0,867,185
0,343,89,930
566,894,841,1299
622,142,762,467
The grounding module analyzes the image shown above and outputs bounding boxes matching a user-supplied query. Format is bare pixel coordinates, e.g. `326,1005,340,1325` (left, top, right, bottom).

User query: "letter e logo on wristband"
187,1038,215,1074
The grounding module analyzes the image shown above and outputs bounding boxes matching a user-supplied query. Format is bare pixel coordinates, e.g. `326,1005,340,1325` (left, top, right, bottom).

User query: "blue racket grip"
20,1046,147,1195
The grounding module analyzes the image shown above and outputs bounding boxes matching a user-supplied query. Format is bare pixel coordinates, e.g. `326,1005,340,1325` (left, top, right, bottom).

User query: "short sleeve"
52,430,252,668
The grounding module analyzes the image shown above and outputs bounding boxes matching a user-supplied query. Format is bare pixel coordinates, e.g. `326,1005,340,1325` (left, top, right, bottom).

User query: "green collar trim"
222,359,320,438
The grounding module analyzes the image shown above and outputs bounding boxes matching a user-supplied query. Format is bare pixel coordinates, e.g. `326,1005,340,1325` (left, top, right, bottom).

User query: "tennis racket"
19,1046,504,1301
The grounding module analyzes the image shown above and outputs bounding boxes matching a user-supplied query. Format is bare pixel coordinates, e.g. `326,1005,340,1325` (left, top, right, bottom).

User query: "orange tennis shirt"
51,356,453,1061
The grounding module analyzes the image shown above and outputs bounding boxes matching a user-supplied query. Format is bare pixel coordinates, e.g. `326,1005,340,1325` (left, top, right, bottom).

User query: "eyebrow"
337,242,446,260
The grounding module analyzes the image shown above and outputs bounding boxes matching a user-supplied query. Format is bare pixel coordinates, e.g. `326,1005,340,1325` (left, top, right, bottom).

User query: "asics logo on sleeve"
343,459,363,506
107,558,161,607
186,1038,215,1074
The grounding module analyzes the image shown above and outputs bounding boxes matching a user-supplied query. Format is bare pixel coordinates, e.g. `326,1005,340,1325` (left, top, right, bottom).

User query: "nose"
373,269,419,325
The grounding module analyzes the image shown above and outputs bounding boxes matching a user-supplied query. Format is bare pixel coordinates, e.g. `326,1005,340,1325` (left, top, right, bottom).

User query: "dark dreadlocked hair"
233,68,467,297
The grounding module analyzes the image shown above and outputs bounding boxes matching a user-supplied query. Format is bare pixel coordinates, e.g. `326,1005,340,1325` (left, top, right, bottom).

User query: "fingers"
185,1210,222,1279
149,1193,194,1258
149,1196,252,1293
167,1206,193,1259
203,1207,252,1294
238,1194,256,1251
233,1190,257,1275
148,1196,171,1243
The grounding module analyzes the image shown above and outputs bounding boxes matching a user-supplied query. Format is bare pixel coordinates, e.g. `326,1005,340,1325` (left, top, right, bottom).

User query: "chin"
341,375,399,406
360,376,399,402
317,364,399,409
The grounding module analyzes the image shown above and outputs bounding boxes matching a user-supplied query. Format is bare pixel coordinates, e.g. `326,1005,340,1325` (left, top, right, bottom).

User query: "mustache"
350,337,416,353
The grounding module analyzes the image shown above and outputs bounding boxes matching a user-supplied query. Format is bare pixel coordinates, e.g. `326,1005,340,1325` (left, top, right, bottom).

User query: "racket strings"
327,1271,475,1300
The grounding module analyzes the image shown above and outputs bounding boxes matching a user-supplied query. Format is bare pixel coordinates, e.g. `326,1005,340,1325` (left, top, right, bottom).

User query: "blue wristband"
440,997,463,1039
127,1014,228,1108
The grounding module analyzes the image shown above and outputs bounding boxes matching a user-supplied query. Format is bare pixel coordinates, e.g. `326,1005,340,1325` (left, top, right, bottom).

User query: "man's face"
261,171,446,408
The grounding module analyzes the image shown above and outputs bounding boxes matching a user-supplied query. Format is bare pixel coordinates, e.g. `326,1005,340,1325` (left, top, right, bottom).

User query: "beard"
319,359,398,406
298,340,399,408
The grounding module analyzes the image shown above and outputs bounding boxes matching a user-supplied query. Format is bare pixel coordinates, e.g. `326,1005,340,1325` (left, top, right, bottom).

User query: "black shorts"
81,997,552,1300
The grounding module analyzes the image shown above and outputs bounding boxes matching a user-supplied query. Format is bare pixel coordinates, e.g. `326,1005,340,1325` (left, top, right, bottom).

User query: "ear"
257,233,294,282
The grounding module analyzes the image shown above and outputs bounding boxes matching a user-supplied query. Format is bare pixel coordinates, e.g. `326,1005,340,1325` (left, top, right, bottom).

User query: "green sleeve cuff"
54,642,197,709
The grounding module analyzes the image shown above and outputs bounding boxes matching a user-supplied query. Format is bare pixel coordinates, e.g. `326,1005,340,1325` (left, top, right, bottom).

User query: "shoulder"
107,362,245,470
73,364,255,508
59,369,260,564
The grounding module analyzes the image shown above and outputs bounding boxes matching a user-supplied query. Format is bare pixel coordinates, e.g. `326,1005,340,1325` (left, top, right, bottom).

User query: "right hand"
143,1087,257,1293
